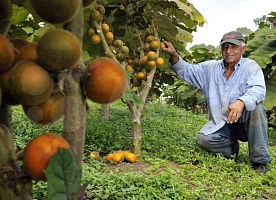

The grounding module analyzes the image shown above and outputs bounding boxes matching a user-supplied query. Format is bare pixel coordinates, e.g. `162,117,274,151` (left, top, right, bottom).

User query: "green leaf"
45,148,82,200
12,4,29,25
168,0,192,15
123,90,143,105
264,80,276,110
27,24,55,42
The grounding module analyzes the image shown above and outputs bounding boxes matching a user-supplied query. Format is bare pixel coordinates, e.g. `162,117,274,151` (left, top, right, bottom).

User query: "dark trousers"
197,104,271,164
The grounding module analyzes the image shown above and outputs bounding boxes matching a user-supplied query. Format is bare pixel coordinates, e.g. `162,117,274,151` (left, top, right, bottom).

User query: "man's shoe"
252,163,269,175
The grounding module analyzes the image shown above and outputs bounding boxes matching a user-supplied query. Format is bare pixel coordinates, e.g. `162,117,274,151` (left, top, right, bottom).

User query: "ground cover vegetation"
13,101,276,199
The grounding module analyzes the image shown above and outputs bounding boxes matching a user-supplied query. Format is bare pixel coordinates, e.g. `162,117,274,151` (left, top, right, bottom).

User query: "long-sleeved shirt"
171,56,266,135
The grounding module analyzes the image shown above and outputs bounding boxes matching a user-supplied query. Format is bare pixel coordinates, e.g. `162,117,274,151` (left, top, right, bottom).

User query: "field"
13,101,276,200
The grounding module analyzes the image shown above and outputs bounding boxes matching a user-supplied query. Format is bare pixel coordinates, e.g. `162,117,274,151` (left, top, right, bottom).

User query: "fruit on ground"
31,0,81,24
0,34,15,72
0,68,20,105
85,57,127,104
90,151,100,160
10,38,29,52
106,153,114,162
112,152,124,163
125,152,137,163
9,61,54,105
23,133,70,180
22,92,65,125
37,29,81,72
15,43,37,62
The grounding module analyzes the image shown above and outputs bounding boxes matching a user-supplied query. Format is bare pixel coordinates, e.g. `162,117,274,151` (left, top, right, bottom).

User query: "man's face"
221,43,246,65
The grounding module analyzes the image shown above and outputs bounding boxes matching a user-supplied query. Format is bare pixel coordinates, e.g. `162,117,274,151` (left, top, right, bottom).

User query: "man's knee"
196,133,211,150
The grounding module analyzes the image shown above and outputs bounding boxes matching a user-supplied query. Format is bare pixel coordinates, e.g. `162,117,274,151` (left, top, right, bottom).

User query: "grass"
12,101,276,199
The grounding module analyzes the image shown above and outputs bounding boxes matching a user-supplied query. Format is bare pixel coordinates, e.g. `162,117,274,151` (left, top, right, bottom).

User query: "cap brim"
220,39,243,46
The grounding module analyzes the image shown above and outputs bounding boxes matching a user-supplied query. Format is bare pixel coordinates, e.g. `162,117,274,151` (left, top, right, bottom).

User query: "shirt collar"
220,56,243,70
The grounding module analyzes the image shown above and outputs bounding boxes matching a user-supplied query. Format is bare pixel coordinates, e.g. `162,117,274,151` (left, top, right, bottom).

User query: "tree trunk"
0,125,32,200
132,118,142,157
102,104,111,120
62,8,86,165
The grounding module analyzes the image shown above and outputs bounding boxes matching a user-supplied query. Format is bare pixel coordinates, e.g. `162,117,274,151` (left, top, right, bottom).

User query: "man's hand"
227,100,245,124
163,41,179,64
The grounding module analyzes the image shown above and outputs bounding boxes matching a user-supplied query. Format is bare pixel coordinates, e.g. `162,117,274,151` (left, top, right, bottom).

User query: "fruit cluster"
88,4,130,62
106,150,137,163
127,27,165,82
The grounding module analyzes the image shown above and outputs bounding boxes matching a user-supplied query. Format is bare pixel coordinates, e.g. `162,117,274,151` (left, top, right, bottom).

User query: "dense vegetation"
13,101,276,199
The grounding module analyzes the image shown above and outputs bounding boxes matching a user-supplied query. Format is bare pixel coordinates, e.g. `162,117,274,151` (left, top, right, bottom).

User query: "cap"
220,31,245,46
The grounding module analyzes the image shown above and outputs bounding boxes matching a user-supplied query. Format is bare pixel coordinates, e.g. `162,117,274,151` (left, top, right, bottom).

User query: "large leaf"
168,0,192,15
45,149,82,200
248,39,276,68
264,80,276,110
11,4,29,25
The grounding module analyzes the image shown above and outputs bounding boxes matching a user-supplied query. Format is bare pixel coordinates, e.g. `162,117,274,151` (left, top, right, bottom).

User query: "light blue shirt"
171,56,266,135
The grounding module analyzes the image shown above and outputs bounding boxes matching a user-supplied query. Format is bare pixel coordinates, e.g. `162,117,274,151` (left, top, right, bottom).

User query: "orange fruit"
125,152,137,163
102,24,110,34
112,152,124,163
91,34,101,44
144,43,150,52
105,32,114,42
147,51,156,61
23,133,70,180
90,151,100,160
22,92,65,125
160,42,166,50
88,27,96,36
37,29,81,72
146,35,154,43
85,57,127,104
0,34,15,72
10,38,29,52
126,65,134,72
156,57,165,67
15,43,37,62
136,72,147,80
107,153,114,162
149,40,159,51
147,60,156,68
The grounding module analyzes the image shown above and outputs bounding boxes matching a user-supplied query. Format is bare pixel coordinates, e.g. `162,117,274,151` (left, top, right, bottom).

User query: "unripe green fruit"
90,10,101,21
31,0,81,24
121,46,129,55
114,40,124,49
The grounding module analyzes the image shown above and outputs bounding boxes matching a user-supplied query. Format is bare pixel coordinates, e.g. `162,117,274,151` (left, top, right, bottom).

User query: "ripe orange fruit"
37,29,81,72
15,43,37,62
23,133,70,180
91,34,101,44
88,27,96,36
126,65,134,72
150,40,159,51
85,57,127,104
107,153,114,162
125,152,136,163
136,72,147,80
9,60,54,106
105,32,114,42
147,51,156,61
144,43,150,52
10,38,29,52
160,42,166,50
156,57,165,67
22,92,65,125
147,60,156,68
102,24,110,34
0,34,15,72
112,152,124,163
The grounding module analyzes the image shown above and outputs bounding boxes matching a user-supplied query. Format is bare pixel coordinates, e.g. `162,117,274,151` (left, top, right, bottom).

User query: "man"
163,31,272,174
